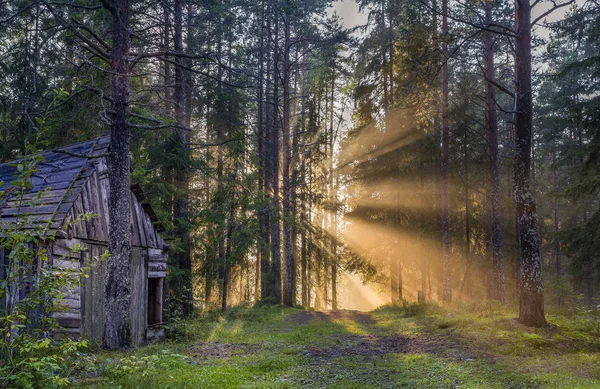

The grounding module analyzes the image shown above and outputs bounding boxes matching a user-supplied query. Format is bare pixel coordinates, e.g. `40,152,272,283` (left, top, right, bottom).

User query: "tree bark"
463,126,472,299
104,0,132,349
173,0,192,316
282,10,294,307
222,190,235,312
163,1,172,114
270,9,282,304
552,146,560,276
514,0,546,327
419,139,427,302
484,1,505,302
257,0,267,301
261,1,273,300
441,0,452,304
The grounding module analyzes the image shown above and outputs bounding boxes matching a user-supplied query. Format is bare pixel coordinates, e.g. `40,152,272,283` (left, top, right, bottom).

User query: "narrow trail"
290,309,483,362
189,309,483,365
78,307,600,387
290,309,376,326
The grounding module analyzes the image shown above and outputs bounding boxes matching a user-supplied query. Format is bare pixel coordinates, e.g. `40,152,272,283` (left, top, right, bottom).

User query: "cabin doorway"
147,277,163,325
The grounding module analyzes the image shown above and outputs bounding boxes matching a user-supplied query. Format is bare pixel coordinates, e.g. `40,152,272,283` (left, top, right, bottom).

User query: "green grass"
73,302,600,388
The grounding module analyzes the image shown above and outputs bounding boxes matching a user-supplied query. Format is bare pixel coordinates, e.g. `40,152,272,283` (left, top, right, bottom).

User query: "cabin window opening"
147,278,163,326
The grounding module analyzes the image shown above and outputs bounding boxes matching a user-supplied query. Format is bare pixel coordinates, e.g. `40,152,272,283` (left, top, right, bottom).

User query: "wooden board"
81,243,107,345
148,248,168,278
130,247,148,347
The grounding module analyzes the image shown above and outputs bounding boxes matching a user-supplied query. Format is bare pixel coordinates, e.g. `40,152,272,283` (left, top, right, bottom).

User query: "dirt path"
292,309,484,362
291,309,376,326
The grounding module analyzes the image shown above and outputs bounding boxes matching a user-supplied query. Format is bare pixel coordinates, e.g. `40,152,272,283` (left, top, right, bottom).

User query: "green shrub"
0,153,95,388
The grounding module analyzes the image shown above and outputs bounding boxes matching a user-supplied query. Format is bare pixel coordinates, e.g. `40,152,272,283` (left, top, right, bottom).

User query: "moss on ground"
74,302,600,388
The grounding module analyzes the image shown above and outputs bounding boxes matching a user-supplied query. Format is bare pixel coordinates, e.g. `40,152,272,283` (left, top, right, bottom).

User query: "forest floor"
75,302,600,388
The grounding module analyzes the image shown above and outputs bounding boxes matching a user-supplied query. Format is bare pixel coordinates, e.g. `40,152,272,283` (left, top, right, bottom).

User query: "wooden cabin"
0,137,168,345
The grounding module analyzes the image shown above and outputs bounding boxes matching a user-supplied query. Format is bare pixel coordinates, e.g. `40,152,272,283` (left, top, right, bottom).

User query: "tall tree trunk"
390,255,399,303
441,0,452,303
463,129,472,299
484,1,505,302
256,0,266,301
261,3,273,300
271,10,282,304
301,217,308,306
307,160,313,308
552,145,560,276
173,0,192,316
419,139,427,303
328,65,338,309
282,10,294,307
216,28,226,306
163,1,172,114
331,165,339,310
104,0,132,349
301,138,308,306
185,4,193,128
514,0,546,327
222,188,235,312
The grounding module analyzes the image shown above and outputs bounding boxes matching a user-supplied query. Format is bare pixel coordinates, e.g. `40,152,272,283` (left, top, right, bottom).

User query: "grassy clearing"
74,302,600,388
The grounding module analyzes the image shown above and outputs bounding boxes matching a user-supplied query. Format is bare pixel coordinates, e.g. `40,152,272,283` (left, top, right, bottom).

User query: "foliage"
0,152,97,388
102,351,189,381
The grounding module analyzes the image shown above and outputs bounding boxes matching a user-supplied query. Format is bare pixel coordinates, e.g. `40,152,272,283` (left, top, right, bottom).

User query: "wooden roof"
0,137,163,242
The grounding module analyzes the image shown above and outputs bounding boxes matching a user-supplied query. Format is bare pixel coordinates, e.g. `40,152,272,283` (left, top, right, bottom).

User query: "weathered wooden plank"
91,171,108,241
53,258,80,270
57,298,81,310
148,270,166,278
5,189,67,202
0,202,72,217
82,244,107,344
142,211,157,248
80,181,93,239
82,178,103,241
129,193,141,247
61,290,81,301
95,158,108,175
54,310,81,328
87,172,105,241
148,262,167,272
65,211,74,239
133,196,148,247
130,247,147,346
0,214,55,224
30,167,82,187
148,248,167,261
81,243,92,341
138,199,150,247
29,181,73,193
98,177,110,238
53,239,84,259
71,196,85,238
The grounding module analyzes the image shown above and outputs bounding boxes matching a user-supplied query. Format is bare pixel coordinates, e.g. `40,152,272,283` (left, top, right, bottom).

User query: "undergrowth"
73,301,600,389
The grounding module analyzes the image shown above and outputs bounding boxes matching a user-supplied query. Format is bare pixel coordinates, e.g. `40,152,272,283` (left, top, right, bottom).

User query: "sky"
326,0,581,72
328,0,579,38
330,0,367,29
